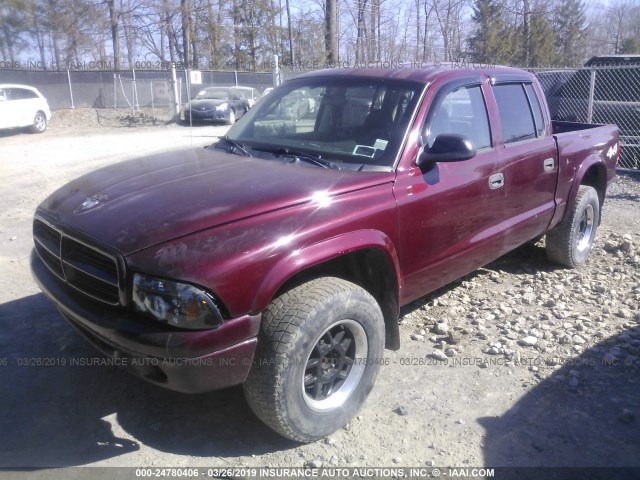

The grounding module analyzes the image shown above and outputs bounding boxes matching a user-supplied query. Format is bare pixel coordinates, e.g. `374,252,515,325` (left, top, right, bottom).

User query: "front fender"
251,229,402,314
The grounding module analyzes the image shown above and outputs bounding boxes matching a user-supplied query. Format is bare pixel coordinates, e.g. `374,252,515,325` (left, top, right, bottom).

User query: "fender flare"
250,229,402,316
566,154,607,221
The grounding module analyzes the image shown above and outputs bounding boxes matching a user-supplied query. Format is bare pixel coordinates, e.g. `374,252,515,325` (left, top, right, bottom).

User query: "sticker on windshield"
373,139,388,150
353,145,377,158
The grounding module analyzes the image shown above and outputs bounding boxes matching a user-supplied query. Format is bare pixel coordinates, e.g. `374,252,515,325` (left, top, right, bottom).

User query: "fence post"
273,54,280,87
132,68,138,111
171,66,180,120
67,69,75,109
234,70,238,86
150,81,155,120
113,73,117,108
587,68,595,124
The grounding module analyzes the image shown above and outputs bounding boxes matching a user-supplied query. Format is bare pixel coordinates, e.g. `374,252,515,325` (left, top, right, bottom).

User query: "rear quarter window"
524,83,545,137
8,88,39,100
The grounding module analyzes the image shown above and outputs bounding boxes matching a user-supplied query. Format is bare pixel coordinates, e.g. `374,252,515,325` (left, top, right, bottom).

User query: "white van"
0,84,52,133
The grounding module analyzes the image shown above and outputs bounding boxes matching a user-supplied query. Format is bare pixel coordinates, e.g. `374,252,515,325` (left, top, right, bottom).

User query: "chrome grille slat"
35,241,65,279
33,218,121,306
33,221,62,258
62,239,118,278
34,235,61,259
61,258,118,286
63,265,121,304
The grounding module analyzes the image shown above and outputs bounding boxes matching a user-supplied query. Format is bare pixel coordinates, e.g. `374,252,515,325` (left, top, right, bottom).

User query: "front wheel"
30,111,47,133
243,277,385,442
546,185,600,267
226,109,236,125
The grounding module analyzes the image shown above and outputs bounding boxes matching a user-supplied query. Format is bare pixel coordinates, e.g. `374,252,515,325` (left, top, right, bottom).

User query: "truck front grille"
33,218,121,306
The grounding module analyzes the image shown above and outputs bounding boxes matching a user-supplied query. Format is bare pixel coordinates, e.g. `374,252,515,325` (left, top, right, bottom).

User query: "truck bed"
549,121,619,228
551,120,608,134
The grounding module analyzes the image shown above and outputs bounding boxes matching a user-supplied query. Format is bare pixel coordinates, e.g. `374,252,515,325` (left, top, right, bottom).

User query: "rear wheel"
546,185,600,267
30,111,47,133
243,277,385,442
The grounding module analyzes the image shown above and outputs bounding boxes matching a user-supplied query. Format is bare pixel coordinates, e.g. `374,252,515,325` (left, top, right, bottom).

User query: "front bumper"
185,109,229,122
31,250,260,393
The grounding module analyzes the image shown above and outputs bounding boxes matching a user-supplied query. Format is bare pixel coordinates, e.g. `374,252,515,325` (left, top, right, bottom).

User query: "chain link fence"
0,68,274,125
1,65,638,169
532,65,640,170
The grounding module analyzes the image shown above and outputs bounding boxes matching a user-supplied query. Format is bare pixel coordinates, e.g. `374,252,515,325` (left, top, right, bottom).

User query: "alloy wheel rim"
302,319,367,412
35,115,45,131
576,204,594,253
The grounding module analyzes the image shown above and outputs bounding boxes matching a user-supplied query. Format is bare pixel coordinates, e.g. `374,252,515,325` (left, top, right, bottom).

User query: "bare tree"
325,0,338,63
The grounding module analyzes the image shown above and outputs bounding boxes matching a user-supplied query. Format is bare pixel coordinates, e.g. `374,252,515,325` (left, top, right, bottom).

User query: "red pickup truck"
31,67,619,442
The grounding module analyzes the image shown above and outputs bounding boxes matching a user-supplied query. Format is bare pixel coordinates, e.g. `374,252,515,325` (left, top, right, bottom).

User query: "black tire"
30,111,47,133
546,185,600,267
243,277,385,442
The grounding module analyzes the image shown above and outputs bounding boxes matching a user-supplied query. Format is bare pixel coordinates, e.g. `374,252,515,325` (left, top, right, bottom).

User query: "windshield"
195,88,230,100
224,76,424,170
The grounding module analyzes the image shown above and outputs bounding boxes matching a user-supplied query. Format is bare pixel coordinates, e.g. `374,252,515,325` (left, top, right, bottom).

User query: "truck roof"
584,54,640,66
296,65,534,85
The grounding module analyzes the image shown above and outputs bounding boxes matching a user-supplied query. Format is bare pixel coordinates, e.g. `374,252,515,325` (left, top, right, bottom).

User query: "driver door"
394,77,510,304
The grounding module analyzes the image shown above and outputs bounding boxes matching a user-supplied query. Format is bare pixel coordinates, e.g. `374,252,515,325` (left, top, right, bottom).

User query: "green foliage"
527,14,555,66
553,0,586,66
467,0,514,64
619,37,640,54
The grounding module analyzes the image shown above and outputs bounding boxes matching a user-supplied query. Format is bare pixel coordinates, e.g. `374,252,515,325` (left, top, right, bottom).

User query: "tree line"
1,0,639,72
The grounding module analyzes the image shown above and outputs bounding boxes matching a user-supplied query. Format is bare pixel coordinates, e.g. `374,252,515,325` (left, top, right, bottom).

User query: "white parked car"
0,84,51,133
232,86,261,108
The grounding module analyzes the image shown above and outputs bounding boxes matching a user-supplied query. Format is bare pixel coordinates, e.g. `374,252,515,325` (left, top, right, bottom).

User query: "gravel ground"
0,119,638,472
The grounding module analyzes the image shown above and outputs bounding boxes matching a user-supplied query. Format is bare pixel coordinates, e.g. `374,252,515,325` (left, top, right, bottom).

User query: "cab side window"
493,83,540,143
427,85,491,150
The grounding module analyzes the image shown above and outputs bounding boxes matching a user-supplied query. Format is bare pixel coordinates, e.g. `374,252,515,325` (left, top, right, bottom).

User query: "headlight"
132,273,223,329
215,102,228,111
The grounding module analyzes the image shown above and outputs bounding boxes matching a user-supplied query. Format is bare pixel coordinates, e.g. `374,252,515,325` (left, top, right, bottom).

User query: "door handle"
544,158,555,171
489,173,504,189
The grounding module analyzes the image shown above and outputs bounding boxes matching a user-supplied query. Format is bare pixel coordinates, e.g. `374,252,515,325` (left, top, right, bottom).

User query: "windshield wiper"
251,146,334,169
216,137,251,157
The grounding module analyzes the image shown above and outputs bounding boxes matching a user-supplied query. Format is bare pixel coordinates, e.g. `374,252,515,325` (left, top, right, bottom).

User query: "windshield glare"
196,88,230,100
225,77,424,169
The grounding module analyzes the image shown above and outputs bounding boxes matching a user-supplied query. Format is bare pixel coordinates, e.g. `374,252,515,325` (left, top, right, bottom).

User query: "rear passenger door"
489,77,558,250
8,88,39,127
396,76,511,303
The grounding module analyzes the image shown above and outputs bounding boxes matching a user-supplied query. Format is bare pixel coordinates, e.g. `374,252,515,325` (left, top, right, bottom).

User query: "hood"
188,98,228,110
37,147,393,255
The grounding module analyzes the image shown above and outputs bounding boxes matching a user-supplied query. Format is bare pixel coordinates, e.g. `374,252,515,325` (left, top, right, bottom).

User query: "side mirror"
232,95,241,101
417,133,476,167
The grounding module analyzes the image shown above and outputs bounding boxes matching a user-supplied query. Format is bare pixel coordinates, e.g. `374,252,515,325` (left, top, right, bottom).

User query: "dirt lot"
0,114,639,473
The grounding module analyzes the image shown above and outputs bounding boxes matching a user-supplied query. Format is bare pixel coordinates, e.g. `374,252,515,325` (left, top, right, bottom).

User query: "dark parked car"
32,66,619,442
183,87,251,125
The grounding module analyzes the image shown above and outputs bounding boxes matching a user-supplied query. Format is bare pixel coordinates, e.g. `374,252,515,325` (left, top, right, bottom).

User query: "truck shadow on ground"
0,294,295,468
399,243,640,473
479,324,640,473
